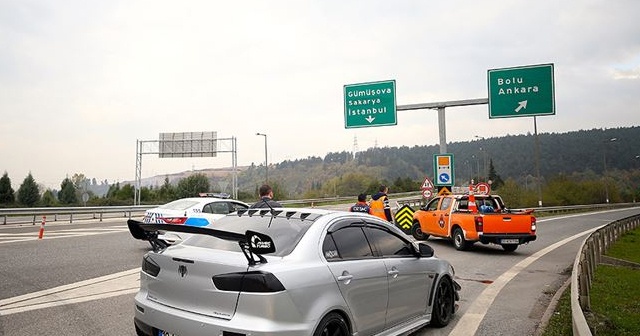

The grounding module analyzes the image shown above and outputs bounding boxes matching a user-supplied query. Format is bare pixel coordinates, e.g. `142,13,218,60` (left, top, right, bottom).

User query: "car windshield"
159,199,200,210
184,214,315,257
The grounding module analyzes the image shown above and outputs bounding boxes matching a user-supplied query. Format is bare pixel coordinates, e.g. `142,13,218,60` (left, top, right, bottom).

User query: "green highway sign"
488,64,555,119
344,80,397,128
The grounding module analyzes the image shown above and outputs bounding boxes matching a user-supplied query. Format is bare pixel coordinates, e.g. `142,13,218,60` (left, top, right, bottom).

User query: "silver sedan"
132,208,460,336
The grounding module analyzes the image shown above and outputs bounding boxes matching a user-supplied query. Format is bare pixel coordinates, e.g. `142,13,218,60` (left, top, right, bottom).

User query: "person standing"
250,184,284,208
370,185,393,222
350,193,372,213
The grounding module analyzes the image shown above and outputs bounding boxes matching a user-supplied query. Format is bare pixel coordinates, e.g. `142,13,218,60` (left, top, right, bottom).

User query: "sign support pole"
437,107,447,154
534,116,543,206
398,98,488,155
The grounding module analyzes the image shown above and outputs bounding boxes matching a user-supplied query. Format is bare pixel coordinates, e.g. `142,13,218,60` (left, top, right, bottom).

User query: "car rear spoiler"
128,219,276,265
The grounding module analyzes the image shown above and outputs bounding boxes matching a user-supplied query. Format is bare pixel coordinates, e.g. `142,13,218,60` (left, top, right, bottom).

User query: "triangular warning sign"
421,176,434,190
437,186,451,195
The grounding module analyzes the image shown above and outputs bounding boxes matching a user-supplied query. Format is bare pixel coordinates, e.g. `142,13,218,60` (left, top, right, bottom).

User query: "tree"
116,184,135,201
0,172,15,204
71,173,89,201
59,178,78,204
176,174,210,199
158,176,176,202
17,173,40,207
41,189,58,206
488,159,504,190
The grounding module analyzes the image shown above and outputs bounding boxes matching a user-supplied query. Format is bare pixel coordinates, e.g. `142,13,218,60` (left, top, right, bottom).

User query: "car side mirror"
418,243,434,258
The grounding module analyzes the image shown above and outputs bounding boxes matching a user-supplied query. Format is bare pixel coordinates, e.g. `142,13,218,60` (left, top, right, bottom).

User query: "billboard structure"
159,131,217,158
134,132,238,205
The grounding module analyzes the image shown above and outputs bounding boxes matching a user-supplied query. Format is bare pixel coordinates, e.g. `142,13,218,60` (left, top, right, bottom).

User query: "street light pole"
256,133,268,183
474,135,488,181
602,137,617,203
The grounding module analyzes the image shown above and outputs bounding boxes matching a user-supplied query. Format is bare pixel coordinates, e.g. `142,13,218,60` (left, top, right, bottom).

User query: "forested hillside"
3,126,638,208
238,126,640,203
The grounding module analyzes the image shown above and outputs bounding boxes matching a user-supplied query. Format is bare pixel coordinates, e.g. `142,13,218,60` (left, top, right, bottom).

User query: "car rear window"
184,215,314,257
159,199,200,210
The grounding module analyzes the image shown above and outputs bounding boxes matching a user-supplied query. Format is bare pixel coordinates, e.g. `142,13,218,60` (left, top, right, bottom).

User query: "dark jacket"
250,197,284,209
350,201,371,213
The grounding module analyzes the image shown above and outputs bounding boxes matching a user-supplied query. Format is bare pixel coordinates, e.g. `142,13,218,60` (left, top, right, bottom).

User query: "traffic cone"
468,184,478,213
38,216,46,239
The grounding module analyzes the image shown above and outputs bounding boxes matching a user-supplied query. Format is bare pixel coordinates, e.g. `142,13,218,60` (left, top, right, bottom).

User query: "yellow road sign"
394,204,415,231
437,186,451,195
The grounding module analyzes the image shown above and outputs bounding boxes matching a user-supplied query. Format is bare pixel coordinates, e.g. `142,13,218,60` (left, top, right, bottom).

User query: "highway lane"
1,208,639,336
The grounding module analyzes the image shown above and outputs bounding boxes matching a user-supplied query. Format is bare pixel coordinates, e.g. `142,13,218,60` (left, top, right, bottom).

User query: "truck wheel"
452,228,470,251
411,222,429,240
501,244,518,252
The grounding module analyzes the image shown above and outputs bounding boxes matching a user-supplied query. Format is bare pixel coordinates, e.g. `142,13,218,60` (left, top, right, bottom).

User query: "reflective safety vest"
369,197,387,220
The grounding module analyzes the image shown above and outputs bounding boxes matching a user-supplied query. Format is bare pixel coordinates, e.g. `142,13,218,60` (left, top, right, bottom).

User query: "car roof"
183,197,244,202
156,197,249,210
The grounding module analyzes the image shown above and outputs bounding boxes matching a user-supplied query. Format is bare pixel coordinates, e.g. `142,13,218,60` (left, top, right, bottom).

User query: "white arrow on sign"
366,116,375,123
514,100,528,113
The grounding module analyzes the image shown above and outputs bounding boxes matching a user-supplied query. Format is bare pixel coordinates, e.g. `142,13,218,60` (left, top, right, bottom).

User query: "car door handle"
337,275,353,281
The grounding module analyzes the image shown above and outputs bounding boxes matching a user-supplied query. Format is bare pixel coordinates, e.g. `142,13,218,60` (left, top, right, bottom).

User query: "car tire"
502,244,518,252
452,228,471,251
430,276,454,327
411,222,429,240
313,312,349,336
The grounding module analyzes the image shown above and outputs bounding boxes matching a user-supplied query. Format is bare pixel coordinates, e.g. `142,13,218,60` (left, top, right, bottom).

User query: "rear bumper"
134,292,312,336
478,233,537,245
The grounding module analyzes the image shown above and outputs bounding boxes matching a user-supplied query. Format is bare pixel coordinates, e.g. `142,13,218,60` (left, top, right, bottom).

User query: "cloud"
1,0,639,190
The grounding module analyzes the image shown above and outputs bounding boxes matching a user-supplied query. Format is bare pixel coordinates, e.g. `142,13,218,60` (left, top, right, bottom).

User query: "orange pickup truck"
411,194,536,252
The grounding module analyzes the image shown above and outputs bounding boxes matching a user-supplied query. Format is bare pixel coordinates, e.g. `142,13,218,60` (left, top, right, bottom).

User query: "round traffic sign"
422,189,433,198
438,173,450,184
475,182,491,195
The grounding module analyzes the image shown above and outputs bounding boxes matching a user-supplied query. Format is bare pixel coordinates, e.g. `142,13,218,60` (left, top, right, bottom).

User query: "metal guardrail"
0,205,155,225
570,213,640,335
0,192,425,226
0,197,637,226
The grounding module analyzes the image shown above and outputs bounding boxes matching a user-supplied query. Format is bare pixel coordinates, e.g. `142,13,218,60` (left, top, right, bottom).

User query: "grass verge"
541,226,640,336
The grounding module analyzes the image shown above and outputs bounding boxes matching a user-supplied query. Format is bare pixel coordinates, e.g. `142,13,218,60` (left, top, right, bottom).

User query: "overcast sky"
1,0,639,190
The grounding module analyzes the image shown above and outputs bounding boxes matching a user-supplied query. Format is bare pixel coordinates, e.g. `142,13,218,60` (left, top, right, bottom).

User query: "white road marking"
448,222,605,335
0,226,129,244
0,268,140,315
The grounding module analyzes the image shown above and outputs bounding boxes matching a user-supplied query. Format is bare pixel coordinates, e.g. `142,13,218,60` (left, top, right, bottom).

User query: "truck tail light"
475,216,484,232
531,217,537,232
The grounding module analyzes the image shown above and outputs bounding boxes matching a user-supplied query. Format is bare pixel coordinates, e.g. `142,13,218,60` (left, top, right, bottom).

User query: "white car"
128,194,249,248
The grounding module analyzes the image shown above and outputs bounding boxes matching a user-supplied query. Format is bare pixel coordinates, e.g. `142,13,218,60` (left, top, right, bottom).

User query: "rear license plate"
158,330,178,336
501,238,519,244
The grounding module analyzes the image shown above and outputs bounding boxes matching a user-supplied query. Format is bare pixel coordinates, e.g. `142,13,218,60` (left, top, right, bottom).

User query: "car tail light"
159,217,188,224
213,271,285,293
475,216,484,232
531,217,537,232
142,255,160,277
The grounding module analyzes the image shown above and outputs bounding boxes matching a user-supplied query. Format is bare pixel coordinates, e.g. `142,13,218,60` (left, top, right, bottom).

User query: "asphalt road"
1,207,639,336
